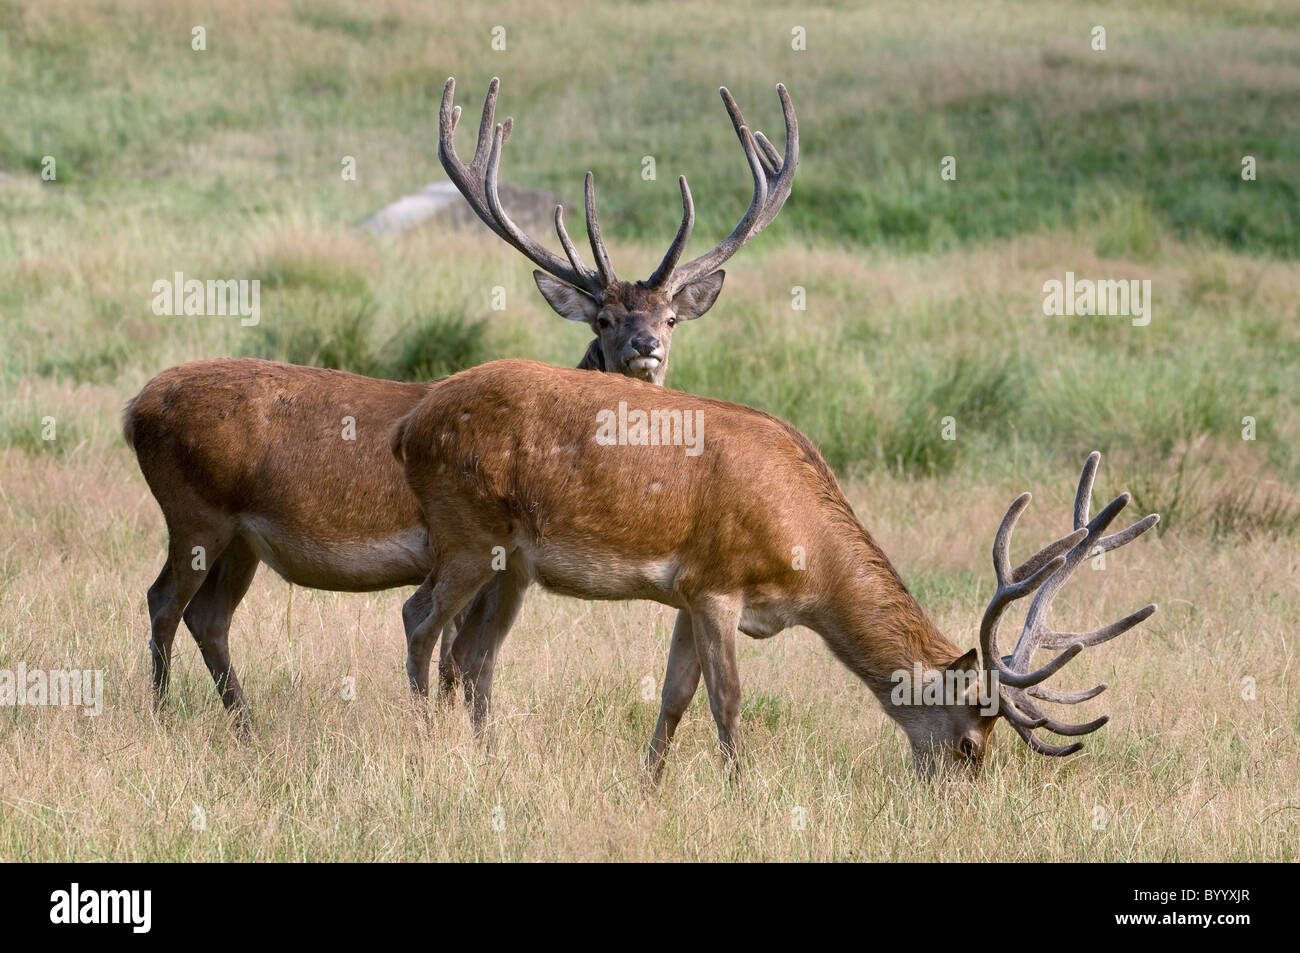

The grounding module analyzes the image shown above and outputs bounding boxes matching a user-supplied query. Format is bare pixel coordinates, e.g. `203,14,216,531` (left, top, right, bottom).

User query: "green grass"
1,0,1296,525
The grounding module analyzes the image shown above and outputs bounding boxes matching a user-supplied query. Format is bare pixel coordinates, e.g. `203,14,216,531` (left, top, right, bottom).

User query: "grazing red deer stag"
391,360,1158,778
124,78,798,728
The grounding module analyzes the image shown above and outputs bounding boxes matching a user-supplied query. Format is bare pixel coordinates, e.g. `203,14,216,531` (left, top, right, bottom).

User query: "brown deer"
391,360,1159,778
124,78,798,728
437,76,797,384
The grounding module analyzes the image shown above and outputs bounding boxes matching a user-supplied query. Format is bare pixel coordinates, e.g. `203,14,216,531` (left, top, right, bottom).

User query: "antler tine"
1010,722,1084,758
1010,468,1159,671
1074,450,1100,528
472,76,500,166
998,694,1048,731
992,492,1031,583
1005,690,1109,736
1027,682,1107,704
751,130,782,176
647,176,696,288
1096,513,1161,554
979,488,1089,690
438,77,603,294
1032,603,1158,651
745,83,799,218
583,172,616,285
483,120,601,291
553,205,589,276
1017,514,1158,666
982,452,1160,758
1008,490,1132,670
663,84,798,294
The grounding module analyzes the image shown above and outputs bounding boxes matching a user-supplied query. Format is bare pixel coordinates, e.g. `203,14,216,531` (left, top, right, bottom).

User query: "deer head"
911,452,1159,777
437,77,798,384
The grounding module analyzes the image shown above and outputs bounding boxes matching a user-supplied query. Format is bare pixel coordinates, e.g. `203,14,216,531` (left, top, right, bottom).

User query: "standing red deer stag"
391,360,1159,777
123,78,797,728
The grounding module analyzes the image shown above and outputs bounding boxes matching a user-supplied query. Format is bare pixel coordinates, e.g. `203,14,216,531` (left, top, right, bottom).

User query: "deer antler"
651,84,799,295
440,78,798,299
438,77,609,295
979,452,1159,756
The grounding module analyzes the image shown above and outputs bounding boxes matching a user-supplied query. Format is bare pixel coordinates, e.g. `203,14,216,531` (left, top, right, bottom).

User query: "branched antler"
438,77,607,295
439,78,797,298
653,85,799,295
979,452,1159,756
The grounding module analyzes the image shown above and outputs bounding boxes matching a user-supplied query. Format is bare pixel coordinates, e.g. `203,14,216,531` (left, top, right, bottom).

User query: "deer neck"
812,532,963,700
575,339,606,373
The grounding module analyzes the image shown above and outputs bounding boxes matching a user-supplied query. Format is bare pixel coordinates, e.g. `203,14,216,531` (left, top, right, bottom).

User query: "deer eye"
597,317,612,330
666,316,677,328
959,738,978,759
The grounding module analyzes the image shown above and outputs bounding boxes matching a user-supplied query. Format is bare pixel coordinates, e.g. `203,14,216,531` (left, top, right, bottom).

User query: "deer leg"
182,536,259,733
403,585,468,702
436,599,476,701
401,583,433,669
406,558,496,700
688,595,744,775
440,577,506,703
147,564,180,704
148,530,228,708
452,563,530,733
645,611,702,783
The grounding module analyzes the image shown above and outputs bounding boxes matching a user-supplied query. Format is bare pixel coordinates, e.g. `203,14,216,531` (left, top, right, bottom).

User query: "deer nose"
629,335,660,356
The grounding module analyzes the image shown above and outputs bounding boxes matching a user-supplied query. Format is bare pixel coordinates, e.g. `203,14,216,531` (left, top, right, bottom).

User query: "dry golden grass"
1,427,1295,861
2,217,1295,859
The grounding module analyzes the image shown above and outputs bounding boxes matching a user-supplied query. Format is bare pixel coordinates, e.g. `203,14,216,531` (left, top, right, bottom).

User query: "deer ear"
947,648,983,705
670,270,725,321
533,271,599,323
945,648,980,674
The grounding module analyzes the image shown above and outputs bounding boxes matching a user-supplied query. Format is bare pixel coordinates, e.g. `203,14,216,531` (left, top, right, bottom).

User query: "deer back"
126,359,430,543
391,359,869,600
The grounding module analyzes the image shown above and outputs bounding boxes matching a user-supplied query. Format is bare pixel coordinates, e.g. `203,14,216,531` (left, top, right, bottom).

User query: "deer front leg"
688,594,744,775
645,611,701,783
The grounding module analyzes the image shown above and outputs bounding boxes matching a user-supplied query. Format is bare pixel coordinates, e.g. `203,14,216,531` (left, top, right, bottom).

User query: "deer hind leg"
405,556,498,700
401,586,467,701
148,527,230,708
645,610,702,783
436,601,474,701
182,536,259,733
401,583,433,667
688,594,744,776
452,562,530,734
439,573,509,705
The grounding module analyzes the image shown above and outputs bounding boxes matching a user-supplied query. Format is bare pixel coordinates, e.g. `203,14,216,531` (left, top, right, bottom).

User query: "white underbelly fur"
520,539,683,606
237,516,430,591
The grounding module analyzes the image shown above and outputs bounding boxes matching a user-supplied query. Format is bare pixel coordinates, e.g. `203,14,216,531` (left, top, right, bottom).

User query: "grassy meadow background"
1,0,1297,860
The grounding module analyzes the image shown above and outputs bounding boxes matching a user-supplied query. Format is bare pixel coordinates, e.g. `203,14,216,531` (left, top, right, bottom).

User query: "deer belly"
528,545,683,607
237,516,431,591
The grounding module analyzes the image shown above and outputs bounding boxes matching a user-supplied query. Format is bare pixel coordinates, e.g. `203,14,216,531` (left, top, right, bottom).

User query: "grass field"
1,0,1297,861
